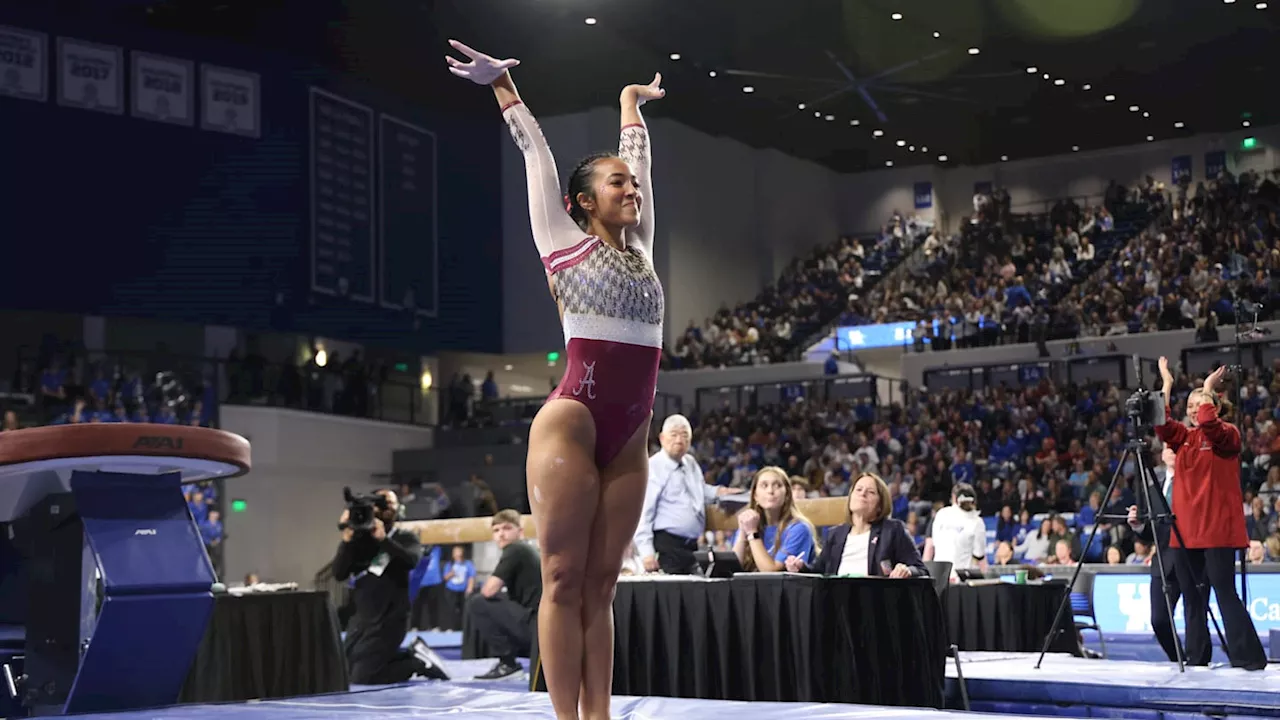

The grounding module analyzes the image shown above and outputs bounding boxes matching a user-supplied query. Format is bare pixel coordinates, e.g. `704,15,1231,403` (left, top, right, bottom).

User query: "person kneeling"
469,509,543,680
785,472,928,578
332,489,435,684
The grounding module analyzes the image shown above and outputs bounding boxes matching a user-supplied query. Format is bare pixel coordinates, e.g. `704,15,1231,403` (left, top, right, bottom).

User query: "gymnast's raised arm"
445,39,585,260
618,74,663,256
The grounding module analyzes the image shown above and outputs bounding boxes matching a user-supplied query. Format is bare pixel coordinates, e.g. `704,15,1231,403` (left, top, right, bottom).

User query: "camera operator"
1155,358,1267,670
332,489,428,684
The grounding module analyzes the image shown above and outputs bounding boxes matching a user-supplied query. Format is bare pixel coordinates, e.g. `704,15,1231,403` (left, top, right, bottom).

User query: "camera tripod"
1035,433,1227,671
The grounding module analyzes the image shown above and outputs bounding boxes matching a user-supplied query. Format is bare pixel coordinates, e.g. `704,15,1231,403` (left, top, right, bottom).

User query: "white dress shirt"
634,451,717,558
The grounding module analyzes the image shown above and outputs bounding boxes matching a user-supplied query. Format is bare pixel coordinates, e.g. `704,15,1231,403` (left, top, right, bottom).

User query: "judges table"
466,575,948,709
179,590,349,702
942,581,1079,655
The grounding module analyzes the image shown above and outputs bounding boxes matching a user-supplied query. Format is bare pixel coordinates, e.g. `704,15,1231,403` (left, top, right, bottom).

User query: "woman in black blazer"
784,472,929,578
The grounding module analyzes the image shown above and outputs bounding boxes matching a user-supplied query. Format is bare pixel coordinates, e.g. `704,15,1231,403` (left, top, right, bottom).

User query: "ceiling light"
1243,120,1251,127
669,53,681,61
798,103,806,110
886,160,894,167
742,86,754,93
1224,0,1236,3
1142,111,1150,118
1174,121,1185,128
1082,84,1092,90
1257,1,1267,7
1026,66,1038,73
873,129,884,137
1147,135,1154,141
504,364,513,371
909,145,916,151
933,31,941,38
708,71,717,77
1001,155,1009,161
1129,105,1140,112
921,146,928,152
824,114,834,121
1043,73,1050,80
850,119,861,126
584,17,597,25
938,154,948,161
1072,145,1080,151
968,47,980,55
814,111,822,117
891,12,903,20
896,139,907,146
1054,78,1065,86
1104,94,1116,102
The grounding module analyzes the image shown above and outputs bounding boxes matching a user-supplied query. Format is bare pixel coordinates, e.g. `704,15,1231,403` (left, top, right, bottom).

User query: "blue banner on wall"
1091,572,1280,634
1206,150,1227,179
913,181,933,209
974,180,993,196
1171,155,1192,184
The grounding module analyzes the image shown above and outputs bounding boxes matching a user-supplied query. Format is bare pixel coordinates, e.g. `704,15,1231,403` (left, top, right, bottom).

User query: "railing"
692,373,905,417
13,347,434,427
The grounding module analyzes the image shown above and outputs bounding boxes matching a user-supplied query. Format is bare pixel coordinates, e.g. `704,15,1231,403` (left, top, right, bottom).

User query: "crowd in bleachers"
663,211,936,369
8,350,225,572
886,171,1280,352
687,358,1280,567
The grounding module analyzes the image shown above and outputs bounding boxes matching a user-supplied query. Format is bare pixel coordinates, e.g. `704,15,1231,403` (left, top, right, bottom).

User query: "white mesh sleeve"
502,100,588,259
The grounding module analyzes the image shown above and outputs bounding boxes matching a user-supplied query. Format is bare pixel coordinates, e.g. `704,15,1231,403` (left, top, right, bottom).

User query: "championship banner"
913,181,933,210
132,52,194,126
200,64,260,138
0,25,47,102
57,38,123,114
1171,155,1192,184
1205,150,1227,180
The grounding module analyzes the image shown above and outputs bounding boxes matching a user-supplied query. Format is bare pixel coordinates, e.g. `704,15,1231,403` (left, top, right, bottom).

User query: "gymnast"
446,40,666,720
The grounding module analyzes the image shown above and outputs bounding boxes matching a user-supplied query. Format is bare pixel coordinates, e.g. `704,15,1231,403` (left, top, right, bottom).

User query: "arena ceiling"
431,0,1279,172
81,0,1280,173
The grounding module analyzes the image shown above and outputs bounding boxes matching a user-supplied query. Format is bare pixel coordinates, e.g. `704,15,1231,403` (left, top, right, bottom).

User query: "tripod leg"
1036,456,1127,668
1133,451,1185,671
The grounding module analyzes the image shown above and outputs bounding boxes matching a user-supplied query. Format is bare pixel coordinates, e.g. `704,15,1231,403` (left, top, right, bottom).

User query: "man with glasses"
634,414,733,574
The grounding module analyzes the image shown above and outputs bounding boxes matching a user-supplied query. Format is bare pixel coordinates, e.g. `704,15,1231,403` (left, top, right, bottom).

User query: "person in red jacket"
1155,358,1266,670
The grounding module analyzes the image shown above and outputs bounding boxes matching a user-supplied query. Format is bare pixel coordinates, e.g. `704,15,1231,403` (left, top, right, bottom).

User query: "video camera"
1125,355,1166,430
339,487,389,533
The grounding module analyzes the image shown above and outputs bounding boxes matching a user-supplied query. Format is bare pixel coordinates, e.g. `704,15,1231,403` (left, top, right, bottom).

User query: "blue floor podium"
0,424,250,716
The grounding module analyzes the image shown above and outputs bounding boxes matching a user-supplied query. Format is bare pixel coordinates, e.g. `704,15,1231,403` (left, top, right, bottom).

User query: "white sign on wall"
57,37,123,114
131,52,194,126
201,64,260,138
0,25,47,102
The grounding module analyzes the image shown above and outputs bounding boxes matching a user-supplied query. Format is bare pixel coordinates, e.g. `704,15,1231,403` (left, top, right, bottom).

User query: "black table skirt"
942,582,1079,655
486,577,945,708
180,591,349,703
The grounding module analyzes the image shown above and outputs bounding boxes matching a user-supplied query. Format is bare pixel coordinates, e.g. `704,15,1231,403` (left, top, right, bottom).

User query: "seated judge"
732,466,821,572
784,472,928,578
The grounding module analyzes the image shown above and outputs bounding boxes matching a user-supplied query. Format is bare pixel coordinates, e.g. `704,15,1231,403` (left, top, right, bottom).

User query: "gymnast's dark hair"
566,152,619,231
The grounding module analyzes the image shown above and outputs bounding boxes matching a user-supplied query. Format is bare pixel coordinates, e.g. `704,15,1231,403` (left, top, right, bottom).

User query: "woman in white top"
924,482,989,575
784,472,927,578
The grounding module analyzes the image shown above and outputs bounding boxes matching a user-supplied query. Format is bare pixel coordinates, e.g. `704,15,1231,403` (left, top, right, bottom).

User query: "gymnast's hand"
621,73,665,107
445,39,520,86
783,555,806,573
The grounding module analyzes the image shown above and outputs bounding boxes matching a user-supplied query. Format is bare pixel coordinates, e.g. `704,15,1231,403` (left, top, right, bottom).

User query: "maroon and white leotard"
503,100,663,467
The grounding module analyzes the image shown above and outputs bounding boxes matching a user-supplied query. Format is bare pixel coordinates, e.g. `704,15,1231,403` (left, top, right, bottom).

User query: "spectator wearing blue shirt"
438,545,475,631
732,467,821,572
410,545,444,631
